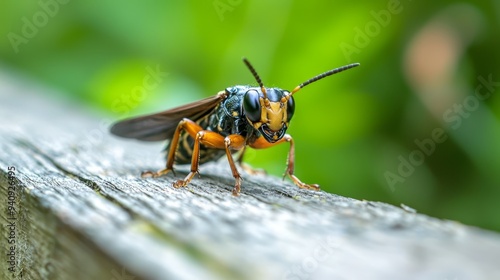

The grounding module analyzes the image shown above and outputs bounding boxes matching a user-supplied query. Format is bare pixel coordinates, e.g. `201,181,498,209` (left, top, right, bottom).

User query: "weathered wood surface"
1,72,500,280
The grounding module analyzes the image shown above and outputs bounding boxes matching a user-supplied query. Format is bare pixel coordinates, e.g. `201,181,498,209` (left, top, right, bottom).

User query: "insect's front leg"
249,134,320,191
174,128,246,196
142,118,204,178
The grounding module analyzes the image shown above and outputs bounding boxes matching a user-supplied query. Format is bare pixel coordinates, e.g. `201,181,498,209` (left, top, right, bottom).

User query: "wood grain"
1,72,500,280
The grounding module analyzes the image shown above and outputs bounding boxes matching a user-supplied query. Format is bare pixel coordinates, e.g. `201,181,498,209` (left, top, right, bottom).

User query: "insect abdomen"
167,113,226,165
172,135,225,164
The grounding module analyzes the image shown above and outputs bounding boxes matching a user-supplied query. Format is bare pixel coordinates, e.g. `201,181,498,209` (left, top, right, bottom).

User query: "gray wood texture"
1,71,500,280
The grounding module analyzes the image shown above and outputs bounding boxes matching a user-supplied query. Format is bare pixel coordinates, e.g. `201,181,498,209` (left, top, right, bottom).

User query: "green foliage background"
2,1,499,231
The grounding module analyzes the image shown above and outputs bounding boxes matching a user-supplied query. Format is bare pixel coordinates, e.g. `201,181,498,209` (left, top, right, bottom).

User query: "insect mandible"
110,58,360,196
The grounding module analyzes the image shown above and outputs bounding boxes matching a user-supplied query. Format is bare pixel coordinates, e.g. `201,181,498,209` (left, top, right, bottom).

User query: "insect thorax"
207,86,257,138
170,86,257,165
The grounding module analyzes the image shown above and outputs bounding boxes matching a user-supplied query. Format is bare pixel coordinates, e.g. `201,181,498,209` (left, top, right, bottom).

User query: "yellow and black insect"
110,58,359,195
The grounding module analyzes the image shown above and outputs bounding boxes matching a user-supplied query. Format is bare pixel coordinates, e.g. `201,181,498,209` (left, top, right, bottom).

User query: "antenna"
243,58,267,98
290,63,360,96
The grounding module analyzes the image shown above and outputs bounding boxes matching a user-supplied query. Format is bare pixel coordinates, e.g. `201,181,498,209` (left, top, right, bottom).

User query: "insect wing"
110,92,225,141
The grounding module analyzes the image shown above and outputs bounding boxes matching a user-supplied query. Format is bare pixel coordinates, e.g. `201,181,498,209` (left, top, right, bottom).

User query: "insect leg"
249,134,320,191
224,134,246,195
173,130,246,196
235,146,267,176
235,146,246,165
141,118,205,178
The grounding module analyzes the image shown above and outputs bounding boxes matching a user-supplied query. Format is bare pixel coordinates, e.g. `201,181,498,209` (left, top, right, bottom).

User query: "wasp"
110,58,359,195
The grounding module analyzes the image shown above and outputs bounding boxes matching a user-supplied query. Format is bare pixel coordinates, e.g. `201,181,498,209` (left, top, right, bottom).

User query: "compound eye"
286,95,295,122
243,90,262,122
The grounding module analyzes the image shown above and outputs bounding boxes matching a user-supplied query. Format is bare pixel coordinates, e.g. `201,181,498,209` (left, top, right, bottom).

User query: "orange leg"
224,134,246,195
249,134,320,191
142,118,247,195
235,146,267,175
142,118,205,178
173,129,246,195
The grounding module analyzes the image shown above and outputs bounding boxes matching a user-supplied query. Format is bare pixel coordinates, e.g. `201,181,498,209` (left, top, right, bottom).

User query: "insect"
110,58,359,196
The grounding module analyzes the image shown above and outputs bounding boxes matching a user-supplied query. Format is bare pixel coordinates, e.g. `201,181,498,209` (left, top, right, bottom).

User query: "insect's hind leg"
141,118,204,178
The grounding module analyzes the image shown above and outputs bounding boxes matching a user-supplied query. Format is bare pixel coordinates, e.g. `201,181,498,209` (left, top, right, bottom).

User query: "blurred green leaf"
2,0,499,231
